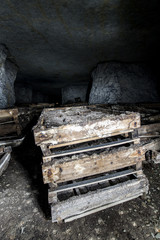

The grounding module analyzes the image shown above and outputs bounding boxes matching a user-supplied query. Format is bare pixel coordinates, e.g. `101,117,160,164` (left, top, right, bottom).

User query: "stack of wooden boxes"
33,105,159,223
0,108,22,176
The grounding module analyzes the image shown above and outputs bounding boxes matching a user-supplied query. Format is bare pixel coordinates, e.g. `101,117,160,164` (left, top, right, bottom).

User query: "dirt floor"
0,133,160,240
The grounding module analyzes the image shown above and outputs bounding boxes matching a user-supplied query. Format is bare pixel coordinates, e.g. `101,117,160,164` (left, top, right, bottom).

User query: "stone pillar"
0,44,18,109
62,85,87,104
32,91,49,103
15,83,32,104
89,62,160,104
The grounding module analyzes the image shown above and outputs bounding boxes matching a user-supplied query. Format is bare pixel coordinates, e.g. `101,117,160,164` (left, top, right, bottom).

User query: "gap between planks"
52,168,142,193
47,129,134,149
43,137,139,161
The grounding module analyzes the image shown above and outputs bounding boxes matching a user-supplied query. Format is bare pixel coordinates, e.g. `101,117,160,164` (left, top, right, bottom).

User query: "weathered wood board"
94,104,160,125
51,176,148,222
42,139,160,184
43,138,140,163
34,106,140,147
0,152,11,176
0,108,21,137
138,123,160,137
43,144,141,183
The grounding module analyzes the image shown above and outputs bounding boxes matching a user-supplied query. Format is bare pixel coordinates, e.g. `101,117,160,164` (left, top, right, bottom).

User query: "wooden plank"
0,108,21,136
48,190,58,204
0,136,25,147
138,123,160,136
154,152,160,164
12,109,21,135
53,169,142,193
51,176,148,222
0,146,12,154
42,144,145,184
40,144,52,156
65,194,141,222
0,123,18,136
141,138,160,152
0,109,14,120
142,114,160,124
43,138,139,162
42,139,160,184
34,107,140,146
48,130,134,149
0,121,15,125
0,152,11,176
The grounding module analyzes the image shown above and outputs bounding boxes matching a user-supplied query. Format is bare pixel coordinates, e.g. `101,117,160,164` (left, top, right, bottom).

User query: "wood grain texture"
34,106,140,146
138,123,160,136
51,176,148,222
42,144,144,184
42,139,160,184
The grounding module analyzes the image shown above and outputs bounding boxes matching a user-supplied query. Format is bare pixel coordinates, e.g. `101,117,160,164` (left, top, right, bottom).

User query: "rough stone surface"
0,44,7,63
32,91,49,103
89,63,160,104
1,1,160,94
0,45,17,109
62,85,87,104
15,84,32,104
89,63,121,104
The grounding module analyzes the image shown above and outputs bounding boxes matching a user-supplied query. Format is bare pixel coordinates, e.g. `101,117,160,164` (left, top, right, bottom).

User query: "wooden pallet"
33,105,160,222
0,108,21,138
50,169,148,222
34,106,140,154
33,106,148,221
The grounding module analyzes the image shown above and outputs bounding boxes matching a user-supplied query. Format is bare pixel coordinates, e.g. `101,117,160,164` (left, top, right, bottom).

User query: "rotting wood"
42,138,160,184
53,168,141,193
33,106,140,146
0,123,18,136
42,144,144,184
64,194,141,222
40,144,52,156
48,130,134,149
0,152,11,176
0,146,12,154
0,108,21,137
154,152,160,164
138,123,160,136
51,176,148,222
0,136,25,148
43,138,140,162
48,189,58,204
31,103,160,222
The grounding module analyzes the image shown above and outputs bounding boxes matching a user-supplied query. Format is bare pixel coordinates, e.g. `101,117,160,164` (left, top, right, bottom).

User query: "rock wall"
62,85,87,104
32,91,49,103
0,45,18,109
15,84,32,104
89,62,160,104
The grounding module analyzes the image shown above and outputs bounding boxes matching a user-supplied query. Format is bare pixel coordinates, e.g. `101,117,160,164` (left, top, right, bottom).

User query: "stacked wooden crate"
0,108,21,176
0,108,21,139
33,105,159,222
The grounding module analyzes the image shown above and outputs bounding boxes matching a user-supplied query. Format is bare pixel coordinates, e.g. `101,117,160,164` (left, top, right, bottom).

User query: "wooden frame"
34,106,140,147
51,174,148,222
33,104,160,222
42,139,160,184
0,108,21,137
42,143,145,184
